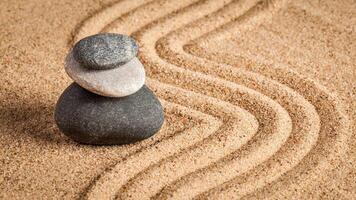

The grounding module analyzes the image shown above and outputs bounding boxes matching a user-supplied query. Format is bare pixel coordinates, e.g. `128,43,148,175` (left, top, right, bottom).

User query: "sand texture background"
0,0,355,199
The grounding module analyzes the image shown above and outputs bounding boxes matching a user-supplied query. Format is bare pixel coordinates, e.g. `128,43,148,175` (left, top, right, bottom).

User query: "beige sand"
0,0,355,199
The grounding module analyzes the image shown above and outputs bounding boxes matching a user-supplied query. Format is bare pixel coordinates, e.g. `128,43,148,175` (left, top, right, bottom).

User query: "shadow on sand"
0,97,70,145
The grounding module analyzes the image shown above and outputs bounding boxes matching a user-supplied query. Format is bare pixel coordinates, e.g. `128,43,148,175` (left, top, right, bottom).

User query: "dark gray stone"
54,83,164,145
73,33,138,70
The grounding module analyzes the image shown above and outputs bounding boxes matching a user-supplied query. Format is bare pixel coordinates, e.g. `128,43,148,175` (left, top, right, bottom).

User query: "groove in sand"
71,0,352,199
73,0,154,43
77,100,205,199
111,0,349,198
116,79,289,200
77,0,289,198
77,0,288,198
85,95,224,199
115,0,322,198
86,78,261,200
181,5,351,200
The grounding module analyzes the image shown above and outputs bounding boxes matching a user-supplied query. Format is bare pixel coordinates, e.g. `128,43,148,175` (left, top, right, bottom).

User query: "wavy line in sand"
86,75,275,200
76,99,210,199
87,0,295,199
72,0,350,198
73,0,289,198
84,93,227,199
72,0,155,44
103,0,348,198
178,5,351,200
189,45,352,198
191,52,351,198
117,78,292,200
73,0,258,198
110,0,321,199
75,0,298,198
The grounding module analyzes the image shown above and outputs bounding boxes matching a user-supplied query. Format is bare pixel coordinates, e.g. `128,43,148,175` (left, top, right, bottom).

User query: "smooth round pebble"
65,50,145,97
73,33,138,70
54,83,164,145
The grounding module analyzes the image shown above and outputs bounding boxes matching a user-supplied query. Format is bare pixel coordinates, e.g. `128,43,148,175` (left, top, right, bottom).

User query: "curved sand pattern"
74,0,295,199
68,0,351,199
181,2,352,198
67,0,348,198
153,2,351,199
107,0,313,199
1,0,353,199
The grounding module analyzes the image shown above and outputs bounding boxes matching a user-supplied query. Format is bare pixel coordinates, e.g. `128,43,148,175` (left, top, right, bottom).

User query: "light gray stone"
65,50,145,97
73,33,138,70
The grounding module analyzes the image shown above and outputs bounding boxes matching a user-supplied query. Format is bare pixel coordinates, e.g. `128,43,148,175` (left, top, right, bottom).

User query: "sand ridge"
71,0,353,199
0,0,355,199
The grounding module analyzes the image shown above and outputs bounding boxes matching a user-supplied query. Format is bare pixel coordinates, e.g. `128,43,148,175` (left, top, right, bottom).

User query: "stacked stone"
54,33,164,145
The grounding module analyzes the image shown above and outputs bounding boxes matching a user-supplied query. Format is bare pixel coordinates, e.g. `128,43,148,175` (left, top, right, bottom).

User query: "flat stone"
73,33,138,70
54,83,164,145
65,50,145,97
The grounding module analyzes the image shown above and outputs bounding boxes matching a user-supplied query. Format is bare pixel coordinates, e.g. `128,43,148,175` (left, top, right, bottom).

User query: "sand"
0,0,355,199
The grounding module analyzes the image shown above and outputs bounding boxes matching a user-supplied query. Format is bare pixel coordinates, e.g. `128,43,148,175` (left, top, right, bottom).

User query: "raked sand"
0,0,355,199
